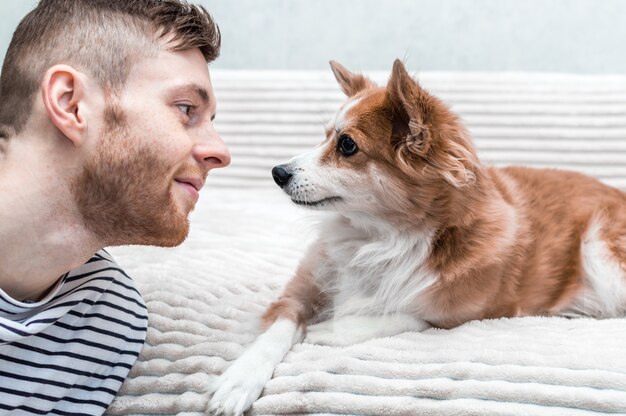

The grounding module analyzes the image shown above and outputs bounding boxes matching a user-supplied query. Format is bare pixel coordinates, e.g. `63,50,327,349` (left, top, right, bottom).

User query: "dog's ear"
387,59,479,188
387,59,432,157
329,60,375,97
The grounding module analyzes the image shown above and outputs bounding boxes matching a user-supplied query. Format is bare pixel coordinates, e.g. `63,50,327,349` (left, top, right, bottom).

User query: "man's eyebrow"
193,85,209,104
168,83,210,104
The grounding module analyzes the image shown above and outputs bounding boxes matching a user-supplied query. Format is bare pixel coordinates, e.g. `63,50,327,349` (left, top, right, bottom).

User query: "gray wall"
1,1,37,67
1,0,625,73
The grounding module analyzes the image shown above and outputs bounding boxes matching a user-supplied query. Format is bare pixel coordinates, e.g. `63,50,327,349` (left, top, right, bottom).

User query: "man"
0,0,230,414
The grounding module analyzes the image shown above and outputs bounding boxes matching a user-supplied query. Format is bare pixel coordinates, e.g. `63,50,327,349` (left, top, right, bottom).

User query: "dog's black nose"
272,165,293,187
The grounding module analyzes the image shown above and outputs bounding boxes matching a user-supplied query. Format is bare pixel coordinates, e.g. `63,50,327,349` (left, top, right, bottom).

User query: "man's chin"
125,219,190,247
104,200,190,247
162,221,190,247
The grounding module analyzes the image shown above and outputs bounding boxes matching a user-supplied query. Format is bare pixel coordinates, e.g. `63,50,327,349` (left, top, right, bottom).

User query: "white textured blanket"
106,71,626,415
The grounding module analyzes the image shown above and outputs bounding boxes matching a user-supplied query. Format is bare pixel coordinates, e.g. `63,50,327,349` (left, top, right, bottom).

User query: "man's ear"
387,59,431,157
329,60,376,97
41,65,87,147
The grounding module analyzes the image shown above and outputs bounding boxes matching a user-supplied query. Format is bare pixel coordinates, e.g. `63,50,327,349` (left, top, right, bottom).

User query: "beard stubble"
73,101,190,247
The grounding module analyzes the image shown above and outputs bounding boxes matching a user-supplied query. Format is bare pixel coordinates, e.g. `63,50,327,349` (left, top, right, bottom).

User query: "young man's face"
74,47,231,247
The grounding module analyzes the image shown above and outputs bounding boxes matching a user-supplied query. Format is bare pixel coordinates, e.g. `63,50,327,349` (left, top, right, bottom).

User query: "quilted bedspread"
105,70,626,415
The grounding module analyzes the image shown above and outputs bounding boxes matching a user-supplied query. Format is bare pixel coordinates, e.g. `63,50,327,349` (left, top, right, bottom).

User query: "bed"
105,70,626,415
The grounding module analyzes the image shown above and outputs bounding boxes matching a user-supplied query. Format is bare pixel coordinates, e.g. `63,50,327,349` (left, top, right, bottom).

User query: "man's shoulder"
0,250,149,415
73,249,136,287
63,249,147,316
86,249,123,270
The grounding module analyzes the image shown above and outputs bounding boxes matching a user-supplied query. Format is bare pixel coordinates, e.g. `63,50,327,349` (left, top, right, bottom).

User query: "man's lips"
175,177,204,192
174,177,204,201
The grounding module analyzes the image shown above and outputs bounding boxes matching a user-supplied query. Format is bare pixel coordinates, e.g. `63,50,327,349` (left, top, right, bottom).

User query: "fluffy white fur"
565,219,626,318
207,319,302,416
305,313,430,346
313,214,438,318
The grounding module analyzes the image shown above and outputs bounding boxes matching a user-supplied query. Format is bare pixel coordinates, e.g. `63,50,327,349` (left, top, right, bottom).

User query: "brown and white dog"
208,60,626,416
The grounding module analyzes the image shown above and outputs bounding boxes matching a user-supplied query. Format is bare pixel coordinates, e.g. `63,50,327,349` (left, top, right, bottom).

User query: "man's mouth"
291,196,342,207
174,178,204,202
175,177,204,192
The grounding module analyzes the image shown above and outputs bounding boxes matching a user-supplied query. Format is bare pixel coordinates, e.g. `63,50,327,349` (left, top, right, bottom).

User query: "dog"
207,59,626,416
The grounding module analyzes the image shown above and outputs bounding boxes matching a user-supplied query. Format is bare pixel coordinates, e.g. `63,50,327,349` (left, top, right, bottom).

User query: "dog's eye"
338,135,358,157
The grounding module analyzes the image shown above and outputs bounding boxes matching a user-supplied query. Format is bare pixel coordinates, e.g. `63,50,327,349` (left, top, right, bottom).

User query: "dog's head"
272,59,481,226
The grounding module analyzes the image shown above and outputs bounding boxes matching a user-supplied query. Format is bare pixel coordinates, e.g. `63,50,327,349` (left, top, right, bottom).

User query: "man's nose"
272,164,293,187
192,130,231,170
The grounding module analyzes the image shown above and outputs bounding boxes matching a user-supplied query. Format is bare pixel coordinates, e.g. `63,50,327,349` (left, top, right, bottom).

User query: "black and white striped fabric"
0,250,148,416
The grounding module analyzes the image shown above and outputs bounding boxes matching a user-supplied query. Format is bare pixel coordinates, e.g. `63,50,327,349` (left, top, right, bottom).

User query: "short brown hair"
0,0,221,138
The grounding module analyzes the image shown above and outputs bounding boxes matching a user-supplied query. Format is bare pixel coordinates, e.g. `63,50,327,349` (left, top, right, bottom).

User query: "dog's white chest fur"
313,214,438,318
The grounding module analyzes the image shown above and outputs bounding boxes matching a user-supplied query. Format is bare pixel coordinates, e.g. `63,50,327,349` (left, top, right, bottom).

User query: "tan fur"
265,59,626,330
261,251,328,330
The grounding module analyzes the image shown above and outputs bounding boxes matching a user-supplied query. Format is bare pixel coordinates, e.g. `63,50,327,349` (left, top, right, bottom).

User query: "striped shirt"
0,250,148,415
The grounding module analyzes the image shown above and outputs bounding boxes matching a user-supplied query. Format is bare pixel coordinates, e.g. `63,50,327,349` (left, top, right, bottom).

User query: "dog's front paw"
206,355,271,416
305,314,430,346
305,315,386,346
304,319,340,346
206,319,301,415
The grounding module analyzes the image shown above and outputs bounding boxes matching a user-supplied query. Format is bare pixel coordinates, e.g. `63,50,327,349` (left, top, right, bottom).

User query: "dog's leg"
306,312,430,346
207,255,326,416
207,317,301,416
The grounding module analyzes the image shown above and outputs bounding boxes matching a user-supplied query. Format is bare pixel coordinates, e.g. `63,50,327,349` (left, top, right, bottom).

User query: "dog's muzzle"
272,164,293,188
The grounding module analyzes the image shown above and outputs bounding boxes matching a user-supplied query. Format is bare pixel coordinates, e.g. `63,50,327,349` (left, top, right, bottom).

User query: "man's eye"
177,104,193,116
